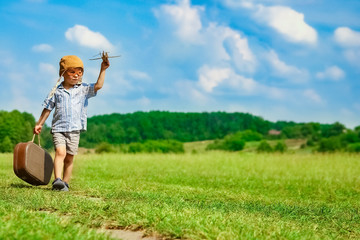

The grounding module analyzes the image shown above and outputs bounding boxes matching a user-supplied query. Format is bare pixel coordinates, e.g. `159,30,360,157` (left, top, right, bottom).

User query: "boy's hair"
59,55,84,76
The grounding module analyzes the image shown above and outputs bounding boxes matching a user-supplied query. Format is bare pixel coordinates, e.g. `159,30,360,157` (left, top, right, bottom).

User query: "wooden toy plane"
89,51,121,61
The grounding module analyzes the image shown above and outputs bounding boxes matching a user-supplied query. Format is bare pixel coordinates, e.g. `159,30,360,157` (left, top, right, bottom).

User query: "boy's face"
63,67,83,85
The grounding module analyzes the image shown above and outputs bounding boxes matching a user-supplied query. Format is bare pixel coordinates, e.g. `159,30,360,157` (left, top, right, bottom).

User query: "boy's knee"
55,146,67,158
64,154,74,164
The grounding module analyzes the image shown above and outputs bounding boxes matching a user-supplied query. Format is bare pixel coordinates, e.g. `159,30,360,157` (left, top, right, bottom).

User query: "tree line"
0,110,35,152
79,111,274,148
0,110,359,153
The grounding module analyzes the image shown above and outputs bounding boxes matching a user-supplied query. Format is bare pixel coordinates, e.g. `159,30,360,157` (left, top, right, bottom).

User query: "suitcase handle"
32,134,41,147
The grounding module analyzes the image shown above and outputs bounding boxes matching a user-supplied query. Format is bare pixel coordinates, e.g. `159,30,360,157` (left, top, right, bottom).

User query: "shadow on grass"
10,183,51,190
10,183,35,188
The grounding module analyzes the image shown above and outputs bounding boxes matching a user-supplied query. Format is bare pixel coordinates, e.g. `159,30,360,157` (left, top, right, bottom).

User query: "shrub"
341,131,360,144
274,141,287,153
206,135,245,152
206,139,222,151
306,139,315,146
206,130,263,152
128,142,144,153
223,133,246,151
95,142,116,154
317,137,342,152
347,143,360,153
237,130,263,142
257,140,273,153
128,140,184,153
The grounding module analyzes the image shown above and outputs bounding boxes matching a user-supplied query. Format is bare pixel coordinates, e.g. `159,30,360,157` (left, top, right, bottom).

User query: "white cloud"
334,27,360,48
303,89,323,104
8,72,25,83
265,86,286,99
24,0,46,2
175,80,210,104
155,1,257,73
219,25,256,72
198,65,231,92
155,0,204,43
223,0,255,9
265,50,308,83
136,96,151,107
202,23,256,72
224,0,288,8
197,64,285,99
128,70,152,81
0,50,15,67
39,63,57,76
316,66,345,81
32,44,53,52
65,25,114,51
95,70,133,97
255,5,317,45
222,1,317,45
227,72,258,93
344,49,360,66
334,27,360,66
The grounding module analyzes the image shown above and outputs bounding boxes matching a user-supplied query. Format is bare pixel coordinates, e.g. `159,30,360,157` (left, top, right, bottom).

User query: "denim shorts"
52,131,80,155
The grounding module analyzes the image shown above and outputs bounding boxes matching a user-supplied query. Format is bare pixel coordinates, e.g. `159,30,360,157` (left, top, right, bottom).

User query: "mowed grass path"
1,152,360,239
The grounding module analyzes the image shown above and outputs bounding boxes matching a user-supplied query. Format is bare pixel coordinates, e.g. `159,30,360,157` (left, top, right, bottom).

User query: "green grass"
1,152,360,239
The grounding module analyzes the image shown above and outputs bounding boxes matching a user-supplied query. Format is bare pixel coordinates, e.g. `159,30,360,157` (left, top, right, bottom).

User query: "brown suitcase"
13,135,54,185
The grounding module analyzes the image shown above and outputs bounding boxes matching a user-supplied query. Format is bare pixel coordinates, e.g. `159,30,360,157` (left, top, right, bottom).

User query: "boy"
34,55,110,191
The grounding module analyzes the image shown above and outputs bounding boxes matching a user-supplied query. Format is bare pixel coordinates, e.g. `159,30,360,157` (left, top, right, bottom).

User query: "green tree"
281,125,302,139
0,110,37,150
341,131,359,144
40,125,53,150
321,122,345,138
0,136,14,153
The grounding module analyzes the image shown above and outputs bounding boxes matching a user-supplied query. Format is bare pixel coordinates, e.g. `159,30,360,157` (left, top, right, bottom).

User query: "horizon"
1,0,359,128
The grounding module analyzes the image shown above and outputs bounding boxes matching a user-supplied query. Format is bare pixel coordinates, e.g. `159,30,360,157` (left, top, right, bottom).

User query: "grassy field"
1,152,360,239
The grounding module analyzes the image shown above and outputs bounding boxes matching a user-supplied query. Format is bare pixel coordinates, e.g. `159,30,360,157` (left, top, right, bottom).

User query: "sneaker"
61,182,69,192
52,178,65,191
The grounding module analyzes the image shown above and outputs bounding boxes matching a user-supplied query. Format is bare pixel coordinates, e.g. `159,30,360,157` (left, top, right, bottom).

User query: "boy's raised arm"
94,59,110,92
34,108,51,134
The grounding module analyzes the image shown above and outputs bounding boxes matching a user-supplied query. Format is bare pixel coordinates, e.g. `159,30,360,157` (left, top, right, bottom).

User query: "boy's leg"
52,145,67,190
54,146,67,179
62,153,74,184
62,131,80,186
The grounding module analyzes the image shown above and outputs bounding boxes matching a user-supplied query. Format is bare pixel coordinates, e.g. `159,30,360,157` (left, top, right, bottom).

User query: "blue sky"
1,0,360,128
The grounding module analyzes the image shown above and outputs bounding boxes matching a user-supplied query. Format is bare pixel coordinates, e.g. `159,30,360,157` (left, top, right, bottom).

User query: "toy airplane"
89,51,121,61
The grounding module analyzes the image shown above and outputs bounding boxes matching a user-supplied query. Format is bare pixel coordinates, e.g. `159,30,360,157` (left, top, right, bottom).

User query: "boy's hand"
33,125,42,135
101,58,110,71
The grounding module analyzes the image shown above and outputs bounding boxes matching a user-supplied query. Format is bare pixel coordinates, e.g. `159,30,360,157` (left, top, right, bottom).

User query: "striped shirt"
43,82,97,133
